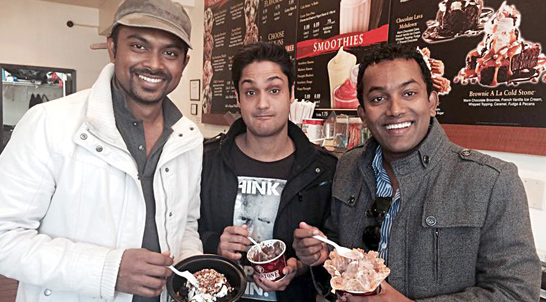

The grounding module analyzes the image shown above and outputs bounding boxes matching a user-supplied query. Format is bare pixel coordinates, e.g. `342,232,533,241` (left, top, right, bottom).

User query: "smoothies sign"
295,0,390,110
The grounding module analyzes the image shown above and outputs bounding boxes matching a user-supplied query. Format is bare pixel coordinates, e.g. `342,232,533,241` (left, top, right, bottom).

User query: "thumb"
283,258,298,275
162,251,174,266
299,221,312,229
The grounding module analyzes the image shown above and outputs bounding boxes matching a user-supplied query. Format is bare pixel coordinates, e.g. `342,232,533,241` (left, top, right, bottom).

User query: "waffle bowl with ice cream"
324,249,390,297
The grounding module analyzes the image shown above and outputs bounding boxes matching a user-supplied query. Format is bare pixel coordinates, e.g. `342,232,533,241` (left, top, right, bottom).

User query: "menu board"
202,0,390,124
259,0,298,57
202,0,259,124
202,0,546,155
389,0,546,154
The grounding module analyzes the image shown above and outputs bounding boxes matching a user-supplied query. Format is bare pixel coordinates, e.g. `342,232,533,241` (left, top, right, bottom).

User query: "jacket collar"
82,64,202,158
220,118,317,174
85,64,125,148
359,118,449,179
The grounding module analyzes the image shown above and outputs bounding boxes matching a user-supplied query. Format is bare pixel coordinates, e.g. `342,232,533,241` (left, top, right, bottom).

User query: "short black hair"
108,25,189,58
231,42,294,96
356,43,434,107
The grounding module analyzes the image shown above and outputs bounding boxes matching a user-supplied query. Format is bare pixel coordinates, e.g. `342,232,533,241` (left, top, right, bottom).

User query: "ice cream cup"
247,239,287,282
335,285,381,298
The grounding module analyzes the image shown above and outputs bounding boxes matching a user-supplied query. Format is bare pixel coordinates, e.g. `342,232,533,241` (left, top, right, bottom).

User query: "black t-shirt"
230,143,294,302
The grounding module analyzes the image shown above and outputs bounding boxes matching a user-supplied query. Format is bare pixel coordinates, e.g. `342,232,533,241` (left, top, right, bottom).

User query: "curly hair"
356,43,433,107
231,42,294,97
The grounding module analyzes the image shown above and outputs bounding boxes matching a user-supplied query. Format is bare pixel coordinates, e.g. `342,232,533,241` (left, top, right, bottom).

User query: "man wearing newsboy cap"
0,1,203,301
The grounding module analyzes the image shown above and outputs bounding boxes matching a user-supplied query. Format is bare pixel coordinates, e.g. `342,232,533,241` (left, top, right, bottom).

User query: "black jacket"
199,118,337,302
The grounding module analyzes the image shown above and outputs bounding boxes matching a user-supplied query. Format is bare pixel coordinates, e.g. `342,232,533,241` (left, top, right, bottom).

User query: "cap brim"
90,42,108,50
116,14,192,49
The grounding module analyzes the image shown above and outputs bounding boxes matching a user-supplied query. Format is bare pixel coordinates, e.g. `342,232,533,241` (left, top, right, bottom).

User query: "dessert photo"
418,47,452,94
422,0,494,43
454,2,546,87
328,47,358,109
202,84,213,114
243,0,259,45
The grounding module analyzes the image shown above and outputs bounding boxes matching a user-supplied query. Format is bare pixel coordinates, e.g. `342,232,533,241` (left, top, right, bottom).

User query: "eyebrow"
367,79,419,95
240,75,284,86
126,34,183,50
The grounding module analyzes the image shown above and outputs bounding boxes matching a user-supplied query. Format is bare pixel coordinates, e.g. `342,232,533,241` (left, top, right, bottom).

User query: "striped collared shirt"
371,146,401,263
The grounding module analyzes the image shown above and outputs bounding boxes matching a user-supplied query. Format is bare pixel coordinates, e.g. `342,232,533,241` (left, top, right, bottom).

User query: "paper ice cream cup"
247,239,287,282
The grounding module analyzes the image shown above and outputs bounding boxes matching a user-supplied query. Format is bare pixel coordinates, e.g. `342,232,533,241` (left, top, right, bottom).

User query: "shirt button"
315,167,321,173
95,145,103,152
138,145,144,151
165,168,170,172
385,214,390,219
80,133,87,140
382,243,387,249
169,212,173,217
426,216,437,227
347,196,356,205
132,122,138,126
190,127,194,131
178,133,183,137
44,289,52,296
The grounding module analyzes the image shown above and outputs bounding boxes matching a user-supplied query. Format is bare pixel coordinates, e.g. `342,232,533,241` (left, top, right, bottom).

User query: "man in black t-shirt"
199,42,337,302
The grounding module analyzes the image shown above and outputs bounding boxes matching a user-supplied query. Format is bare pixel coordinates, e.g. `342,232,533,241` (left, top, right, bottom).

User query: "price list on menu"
259,0,298,57
295,0,340,108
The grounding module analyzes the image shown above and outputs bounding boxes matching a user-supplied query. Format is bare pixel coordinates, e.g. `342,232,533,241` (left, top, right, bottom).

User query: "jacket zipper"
434,229,439,283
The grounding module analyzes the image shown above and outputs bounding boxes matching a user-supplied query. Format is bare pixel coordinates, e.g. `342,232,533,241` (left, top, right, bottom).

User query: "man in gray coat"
293,43,541,301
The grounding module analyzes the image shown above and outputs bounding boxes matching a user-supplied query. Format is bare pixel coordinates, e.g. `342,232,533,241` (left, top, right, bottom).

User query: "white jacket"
0,64,203,302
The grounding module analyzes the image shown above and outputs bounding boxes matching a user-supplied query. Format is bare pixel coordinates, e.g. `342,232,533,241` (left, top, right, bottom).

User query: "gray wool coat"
327,118,541,301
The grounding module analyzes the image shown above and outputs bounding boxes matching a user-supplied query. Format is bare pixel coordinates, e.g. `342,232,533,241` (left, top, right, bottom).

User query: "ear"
234,90,239,104
290,85,295,104
357,105,367,128
106,37,116,63
428,90,439,117
183,54,191,69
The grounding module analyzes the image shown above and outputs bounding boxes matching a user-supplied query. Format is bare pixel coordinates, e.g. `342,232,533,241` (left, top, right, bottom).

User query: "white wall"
1,0,110,90
481,150,546,256
0,0,227,137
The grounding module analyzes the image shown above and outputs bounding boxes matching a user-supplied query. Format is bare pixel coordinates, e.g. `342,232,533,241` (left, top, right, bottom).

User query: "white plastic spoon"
247,236,263,252
312,235,358,259
247,236,260,247
167,265,199,288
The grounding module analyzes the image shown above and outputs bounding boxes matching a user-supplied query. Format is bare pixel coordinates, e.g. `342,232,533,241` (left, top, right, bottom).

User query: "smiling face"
107,26,189,107
237,60,293,138
359,58,438,161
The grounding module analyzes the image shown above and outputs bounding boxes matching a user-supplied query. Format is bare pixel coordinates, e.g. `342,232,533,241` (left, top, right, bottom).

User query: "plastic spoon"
167,265,199,288
312,235,358,259
247,236,260,247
